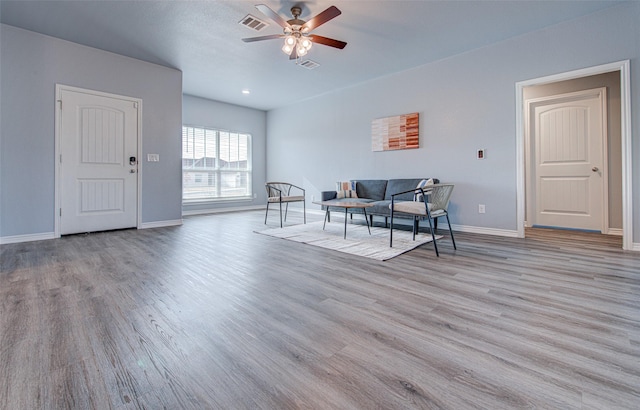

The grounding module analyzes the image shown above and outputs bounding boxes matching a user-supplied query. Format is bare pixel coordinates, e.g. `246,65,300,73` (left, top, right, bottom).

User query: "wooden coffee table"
313,201,375,239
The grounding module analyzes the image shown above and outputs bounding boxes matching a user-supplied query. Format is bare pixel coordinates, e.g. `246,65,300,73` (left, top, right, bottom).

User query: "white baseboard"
0,232,56,244
451,224,519,237
607,228,623,236
139,219,183,229
183,205,265,216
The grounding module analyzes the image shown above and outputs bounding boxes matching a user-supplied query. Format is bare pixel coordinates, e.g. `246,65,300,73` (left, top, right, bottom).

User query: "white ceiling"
0,0,623,111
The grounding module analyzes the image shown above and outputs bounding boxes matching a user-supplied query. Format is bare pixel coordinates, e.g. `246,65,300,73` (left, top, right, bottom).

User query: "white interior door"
59,87,139,235
532,88,607,231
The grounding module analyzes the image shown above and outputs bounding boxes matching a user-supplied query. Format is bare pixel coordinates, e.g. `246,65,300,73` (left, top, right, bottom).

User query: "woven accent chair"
265,182,306,228
389,183,456,257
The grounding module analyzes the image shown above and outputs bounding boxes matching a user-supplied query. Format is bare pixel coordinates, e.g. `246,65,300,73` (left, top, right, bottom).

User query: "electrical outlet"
478,204,486,214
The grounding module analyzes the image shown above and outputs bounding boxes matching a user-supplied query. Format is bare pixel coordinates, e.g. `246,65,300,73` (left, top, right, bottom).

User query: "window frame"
182,125,253,203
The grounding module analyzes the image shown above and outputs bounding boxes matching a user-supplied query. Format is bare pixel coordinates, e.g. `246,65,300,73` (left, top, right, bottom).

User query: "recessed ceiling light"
242,89,251,95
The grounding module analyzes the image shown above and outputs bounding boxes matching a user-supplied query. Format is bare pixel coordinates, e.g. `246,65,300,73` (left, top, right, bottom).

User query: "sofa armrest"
321,190,337,201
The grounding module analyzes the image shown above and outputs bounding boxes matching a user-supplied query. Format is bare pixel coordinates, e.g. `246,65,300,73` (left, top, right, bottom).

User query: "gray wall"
266,2,640,239
523,72,622,230
182,95,267,214
0,24,183,238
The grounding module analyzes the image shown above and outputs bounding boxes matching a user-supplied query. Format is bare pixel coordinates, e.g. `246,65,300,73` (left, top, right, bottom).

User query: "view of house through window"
182,126,252,201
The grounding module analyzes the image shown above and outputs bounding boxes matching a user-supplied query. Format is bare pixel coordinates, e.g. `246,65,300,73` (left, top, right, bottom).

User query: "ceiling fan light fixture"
285,35,296,46
244,4,346,61
296,45,308,56
282,43,294,55
300,37,312,50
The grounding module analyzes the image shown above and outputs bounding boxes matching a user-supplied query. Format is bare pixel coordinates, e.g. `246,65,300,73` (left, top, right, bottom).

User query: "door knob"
592,167,599,172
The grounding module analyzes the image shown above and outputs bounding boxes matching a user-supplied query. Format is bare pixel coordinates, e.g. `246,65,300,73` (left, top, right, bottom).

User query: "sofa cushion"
368,200,393,216
414,178,434,201
336,181,358,199
353,180,387,201
384,178,427,200
369,200,418,217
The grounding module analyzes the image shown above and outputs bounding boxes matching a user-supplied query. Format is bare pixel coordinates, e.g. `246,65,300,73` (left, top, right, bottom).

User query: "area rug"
256,220,441,261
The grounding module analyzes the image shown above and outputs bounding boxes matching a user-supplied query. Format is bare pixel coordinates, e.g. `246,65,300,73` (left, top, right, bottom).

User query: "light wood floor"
1,210,638,409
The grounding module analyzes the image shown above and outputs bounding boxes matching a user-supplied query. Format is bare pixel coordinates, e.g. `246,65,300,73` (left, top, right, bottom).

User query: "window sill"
182,196,254,205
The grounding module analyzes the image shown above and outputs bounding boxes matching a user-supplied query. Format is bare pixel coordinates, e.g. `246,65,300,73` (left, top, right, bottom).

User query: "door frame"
515,60,633,250
54,84,143,238
525,87,609,233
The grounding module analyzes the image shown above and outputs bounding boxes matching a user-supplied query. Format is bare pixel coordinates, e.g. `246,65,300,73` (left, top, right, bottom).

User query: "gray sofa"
320,178,439,227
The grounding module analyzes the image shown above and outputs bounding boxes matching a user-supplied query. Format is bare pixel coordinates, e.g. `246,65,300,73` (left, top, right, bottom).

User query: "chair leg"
389,211,395,247
303,200,306,224
412,216,417,241
284,202,289,222
427,216,439,257
446,214,456,250
279,201,283,228
265,201,270,224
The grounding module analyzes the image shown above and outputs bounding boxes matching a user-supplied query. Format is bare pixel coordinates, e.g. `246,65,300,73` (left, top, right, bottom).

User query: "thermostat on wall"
477,149,486,160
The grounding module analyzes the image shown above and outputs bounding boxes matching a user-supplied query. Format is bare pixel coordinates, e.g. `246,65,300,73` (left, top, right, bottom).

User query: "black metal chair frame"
265,182,306,228
389,184,456,257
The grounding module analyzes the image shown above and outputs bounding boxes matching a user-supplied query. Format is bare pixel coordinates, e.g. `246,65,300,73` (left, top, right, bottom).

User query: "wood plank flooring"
1,210,638,409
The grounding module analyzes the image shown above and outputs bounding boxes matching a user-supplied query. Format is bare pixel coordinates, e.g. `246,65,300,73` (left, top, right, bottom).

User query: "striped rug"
256,220,440,261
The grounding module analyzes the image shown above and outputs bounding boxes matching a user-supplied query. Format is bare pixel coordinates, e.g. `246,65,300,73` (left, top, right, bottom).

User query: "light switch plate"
147,154,160,162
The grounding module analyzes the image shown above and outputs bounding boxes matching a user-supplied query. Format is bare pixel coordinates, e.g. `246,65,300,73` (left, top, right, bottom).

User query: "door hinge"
57,99,62,109
133,102,138,109
59,154,62,163
59,208,62,217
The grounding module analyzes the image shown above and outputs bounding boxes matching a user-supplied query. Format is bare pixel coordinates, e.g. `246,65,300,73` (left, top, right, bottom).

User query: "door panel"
533,90,606,231
60,89,138,234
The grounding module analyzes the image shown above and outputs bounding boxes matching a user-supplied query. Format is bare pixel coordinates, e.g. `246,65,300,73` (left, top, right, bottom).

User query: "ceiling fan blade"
255,4,291,29
302,6,341,31
242,34,284,43
309,35,347,49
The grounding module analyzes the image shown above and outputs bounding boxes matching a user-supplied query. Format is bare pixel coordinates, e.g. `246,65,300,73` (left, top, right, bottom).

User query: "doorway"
526,87,608,232
516,60,633,250
55,85,142,236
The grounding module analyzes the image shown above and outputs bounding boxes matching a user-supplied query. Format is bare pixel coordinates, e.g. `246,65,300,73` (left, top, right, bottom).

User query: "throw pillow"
336,181,358,199
414,178,434,201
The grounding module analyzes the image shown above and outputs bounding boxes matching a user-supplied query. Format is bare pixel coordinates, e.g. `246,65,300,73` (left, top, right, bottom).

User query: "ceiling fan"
242,4,347,60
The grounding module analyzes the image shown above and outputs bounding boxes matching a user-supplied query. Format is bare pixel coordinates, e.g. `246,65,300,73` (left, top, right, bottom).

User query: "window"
182,126,252,201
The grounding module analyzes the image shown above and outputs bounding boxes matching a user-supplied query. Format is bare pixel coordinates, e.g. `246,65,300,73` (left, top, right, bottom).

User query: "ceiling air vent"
239,14,269,32
298,60,320,70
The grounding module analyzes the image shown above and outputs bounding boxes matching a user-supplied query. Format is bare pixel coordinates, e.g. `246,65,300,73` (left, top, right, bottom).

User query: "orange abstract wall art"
371,112,419,151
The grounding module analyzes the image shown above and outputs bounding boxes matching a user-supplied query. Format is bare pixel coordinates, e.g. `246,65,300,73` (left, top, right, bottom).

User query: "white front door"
531,88,607,231
58,87,139,235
